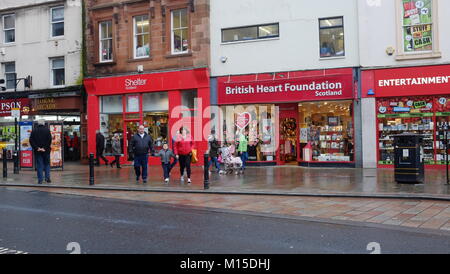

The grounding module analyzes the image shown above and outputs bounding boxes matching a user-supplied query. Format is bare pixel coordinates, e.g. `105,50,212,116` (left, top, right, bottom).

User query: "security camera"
137,65,144,73
220,56,228,63
386,47,395,56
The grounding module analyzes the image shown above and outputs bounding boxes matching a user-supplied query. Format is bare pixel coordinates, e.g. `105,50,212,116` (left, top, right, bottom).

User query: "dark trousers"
35,152,50,182
179,154,192,178
134,154,148,180
162,159,178,179
240,151,248,170
208,156,221,172
96,150,108,166
110,155,121,168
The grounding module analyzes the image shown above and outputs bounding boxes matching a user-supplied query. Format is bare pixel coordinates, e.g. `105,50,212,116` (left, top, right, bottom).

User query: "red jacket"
174,134,195,155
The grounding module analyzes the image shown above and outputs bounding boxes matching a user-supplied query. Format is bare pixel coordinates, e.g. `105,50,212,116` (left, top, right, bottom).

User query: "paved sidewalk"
8,187,450,232
1,163,450,199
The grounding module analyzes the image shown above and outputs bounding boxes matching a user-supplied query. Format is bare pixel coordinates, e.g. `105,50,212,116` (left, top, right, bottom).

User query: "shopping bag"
191,149,198,163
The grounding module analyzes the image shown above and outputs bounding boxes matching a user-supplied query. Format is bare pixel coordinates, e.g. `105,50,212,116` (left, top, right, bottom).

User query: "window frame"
2,14,15,44
318,16,345,59
395,0,441,60
50,6,65,38
50,57,65,88
3,62,16,90
133,15,150,59
170,8,189,55
99,20,113,63
221,23,280,43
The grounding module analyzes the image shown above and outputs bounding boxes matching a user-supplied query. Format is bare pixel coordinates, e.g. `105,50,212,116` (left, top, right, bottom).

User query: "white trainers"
164,178,169,183
187,178,191,184
180,176,185,182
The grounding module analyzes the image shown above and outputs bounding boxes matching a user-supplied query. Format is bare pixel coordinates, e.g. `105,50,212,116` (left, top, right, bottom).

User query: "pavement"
1,162,450,200
1,187,449,254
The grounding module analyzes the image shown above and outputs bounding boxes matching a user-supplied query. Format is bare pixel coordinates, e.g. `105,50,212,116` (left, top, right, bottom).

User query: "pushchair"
219,145,243,175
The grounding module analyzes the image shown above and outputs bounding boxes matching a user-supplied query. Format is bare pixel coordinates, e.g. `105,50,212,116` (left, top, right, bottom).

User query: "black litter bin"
393,134,424,184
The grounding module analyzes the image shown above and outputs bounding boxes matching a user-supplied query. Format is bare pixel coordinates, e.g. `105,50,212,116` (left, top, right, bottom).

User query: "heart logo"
236,112,251,129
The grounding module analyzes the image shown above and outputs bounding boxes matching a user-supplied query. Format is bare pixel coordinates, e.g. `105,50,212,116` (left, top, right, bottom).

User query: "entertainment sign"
218,75,354,105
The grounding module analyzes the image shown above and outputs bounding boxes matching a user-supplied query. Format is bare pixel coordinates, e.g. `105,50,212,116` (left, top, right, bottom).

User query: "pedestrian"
63,132,71,161
29,119,52,184
208,130,221,173
72,132,79,161
157,143,177,183
110,133,122,168
174,127,195,184
237,129,249,173
130,125,153,184
96,130,109,166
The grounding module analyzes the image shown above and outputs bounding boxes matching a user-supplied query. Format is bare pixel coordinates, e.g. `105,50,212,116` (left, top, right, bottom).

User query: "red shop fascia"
362,64,450,169
217,68,357,167
84,68,210,165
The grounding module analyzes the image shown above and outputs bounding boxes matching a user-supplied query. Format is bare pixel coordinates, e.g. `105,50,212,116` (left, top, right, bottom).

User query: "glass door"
125,120,140,161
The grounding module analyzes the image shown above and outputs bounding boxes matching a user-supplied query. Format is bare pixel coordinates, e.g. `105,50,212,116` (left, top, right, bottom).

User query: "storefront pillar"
87,94,100,157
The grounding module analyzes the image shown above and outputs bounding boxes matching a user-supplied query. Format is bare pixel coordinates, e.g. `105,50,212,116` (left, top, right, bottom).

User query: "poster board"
19,121,33,168
49,123,63,169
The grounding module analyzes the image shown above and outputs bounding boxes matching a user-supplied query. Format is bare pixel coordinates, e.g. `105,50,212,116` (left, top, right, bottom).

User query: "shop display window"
0,123,17,160
220,104,276,162
100,95,124,156
402,0,433,53
299,100,354,162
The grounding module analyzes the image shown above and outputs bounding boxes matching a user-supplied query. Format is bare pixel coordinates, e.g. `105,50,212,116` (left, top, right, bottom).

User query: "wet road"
0,188,449,254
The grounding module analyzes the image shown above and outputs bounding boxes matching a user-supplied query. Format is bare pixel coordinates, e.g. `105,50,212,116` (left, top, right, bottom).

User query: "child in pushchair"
219,144,243,175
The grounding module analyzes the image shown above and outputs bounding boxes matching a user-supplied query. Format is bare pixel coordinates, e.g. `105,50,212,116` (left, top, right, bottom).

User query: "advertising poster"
402,0,433,52
19,122,33,168
49,124,63,168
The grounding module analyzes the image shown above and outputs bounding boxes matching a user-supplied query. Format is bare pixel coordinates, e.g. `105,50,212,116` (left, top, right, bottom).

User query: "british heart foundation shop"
217,68,357,167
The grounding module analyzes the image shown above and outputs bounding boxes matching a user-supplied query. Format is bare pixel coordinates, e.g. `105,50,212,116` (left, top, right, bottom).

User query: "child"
157,143,177,183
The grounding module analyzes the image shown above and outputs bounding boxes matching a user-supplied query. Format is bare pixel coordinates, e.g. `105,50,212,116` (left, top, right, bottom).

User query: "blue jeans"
134,154,148,180
162,159,178,179
36,152,50,182
240,151,248,170
208,157,221,172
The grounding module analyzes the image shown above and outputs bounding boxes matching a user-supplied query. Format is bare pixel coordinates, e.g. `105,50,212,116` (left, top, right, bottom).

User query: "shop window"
220,104,277,162
50,58,65,87
4,62,15,90
0,119,17,159
299,101,354,162
133,15,150,58
319,17,344,58
2,14,15,44
99,21,113,62
171,8,189,54
100,95,124,156
222,23,279,43
126,94,140,113
51,6,64,37
143,92,168,154
402,0,432,53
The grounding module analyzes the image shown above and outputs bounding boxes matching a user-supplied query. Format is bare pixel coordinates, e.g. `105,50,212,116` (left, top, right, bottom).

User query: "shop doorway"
125,120,140,161
278,104,299,165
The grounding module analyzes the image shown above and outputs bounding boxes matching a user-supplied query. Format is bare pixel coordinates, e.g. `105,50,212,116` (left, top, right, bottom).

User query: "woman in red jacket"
174,127,195,184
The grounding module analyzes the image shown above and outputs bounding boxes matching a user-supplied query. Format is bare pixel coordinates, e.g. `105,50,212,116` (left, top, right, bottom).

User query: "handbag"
191,149,198,163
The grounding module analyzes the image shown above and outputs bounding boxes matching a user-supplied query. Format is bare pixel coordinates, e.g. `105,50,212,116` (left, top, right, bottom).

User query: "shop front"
362,64,450,168
216,68,357,167
84,68,210,166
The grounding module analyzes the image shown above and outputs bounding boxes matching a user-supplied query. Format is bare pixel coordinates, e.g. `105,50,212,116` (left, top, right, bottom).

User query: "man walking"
130,125,153,184
30,120,52,184
96,130,108,166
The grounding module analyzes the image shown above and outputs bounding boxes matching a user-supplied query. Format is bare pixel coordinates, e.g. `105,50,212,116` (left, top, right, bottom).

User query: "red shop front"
362,64,450,168
216,68,357,167
84,68,210,165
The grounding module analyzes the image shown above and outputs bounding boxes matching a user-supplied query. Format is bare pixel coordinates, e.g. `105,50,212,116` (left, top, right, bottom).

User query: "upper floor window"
3,62,15,90
99,21,113,62
51,6,64,37
134,15,150,58
319,17,345,58
171,9,189,54
402,0,432,53
2,14,15,44
222,23,279,43
51,57,65,87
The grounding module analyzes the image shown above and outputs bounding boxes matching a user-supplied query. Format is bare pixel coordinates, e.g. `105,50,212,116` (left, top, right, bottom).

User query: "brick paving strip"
10,187,450,232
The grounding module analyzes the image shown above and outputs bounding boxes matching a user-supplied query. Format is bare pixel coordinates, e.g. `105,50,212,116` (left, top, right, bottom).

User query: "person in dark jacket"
208,131,221,173
29,120,52,184
96,130,108,166
157,143,177,183
130,125,153,184
110,133,122,168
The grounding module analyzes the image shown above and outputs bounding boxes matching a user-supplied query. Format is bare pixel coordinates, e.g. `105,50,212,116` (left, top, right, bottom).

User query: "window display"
0,124,17,159
402,0,433,53
220,104,276,162
299,101,354,162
